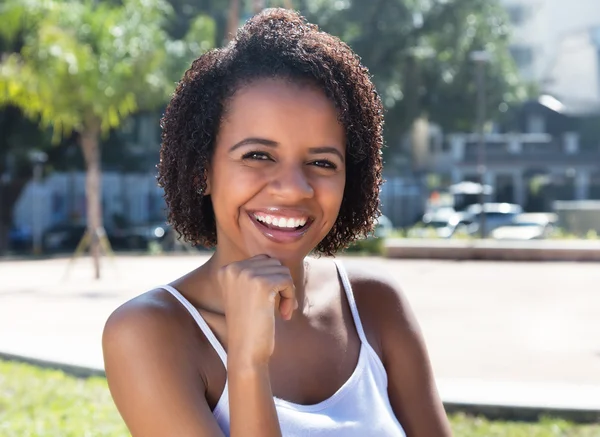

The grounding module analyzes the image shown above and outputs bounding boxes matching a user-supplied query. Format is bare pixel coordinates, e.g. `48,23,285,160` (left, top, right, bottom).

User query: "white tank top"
160,260,406,437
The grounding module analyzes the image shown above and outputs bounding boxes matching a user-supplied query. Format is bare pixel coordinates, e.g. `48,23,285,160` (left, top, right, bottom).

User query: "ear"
193,167,211,196
202,166,211,195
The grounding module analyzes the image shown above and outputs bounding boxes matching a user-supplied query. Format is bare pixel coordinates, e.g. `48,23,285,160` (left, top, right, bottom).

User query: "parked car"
490,213,557,241
42,223,87,252
39,221,172,253
374,215,393,238
8,225,33,252
464,203,523,237
410,208,472,238
109,222,172,250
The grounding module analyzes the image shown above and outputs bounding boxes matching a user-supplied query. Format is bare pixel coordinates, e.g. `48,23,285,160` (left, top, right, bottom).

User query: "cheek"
314,172,346,214
211,166,265,215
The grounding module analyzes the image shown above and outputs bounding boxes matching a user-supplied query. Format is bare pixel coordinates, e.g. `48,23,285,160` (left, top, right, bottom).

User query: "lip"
247,210,314,244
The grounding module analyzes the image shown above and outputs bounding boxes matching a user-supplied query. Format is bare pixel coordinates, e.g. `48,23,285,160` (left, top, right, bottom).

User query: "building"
502,0,600,105
409,1,600,211
426,96,600,210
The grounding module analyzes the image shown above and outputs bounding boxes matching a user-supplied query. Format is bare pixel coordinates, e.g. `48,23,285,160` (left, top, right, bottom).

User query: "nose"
267,164,314,201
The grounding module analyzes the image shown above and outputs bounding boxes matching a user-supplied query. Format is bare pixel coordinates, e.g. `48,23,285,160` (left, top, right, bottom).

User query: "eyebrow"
229,137,345,162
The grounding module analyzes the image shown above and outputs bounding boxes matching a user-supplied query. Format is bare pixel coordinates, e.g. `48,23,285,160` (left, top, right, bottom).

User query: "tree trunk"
252,0,265,13
410,116,430,173
0,220,8,255
80,123,103,279
0,178,28,255
226,0,240,43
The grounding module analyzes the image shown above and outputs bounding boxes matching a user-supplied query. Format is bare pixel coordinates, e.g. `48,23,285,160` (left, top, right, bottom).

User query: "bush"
343,236,384,255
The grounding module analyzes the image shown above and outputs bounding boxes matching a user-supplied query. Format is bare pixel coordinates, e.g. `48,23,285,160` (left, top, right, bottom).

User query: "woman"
103,8,451,437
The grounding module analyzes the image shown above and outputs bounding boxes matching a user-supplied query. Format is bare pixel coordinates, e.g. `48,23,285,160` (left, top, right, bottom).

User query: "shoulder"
342,259,415,325
102,288,202,377
340,260,421,361
102,289,227,436
103,288,188,345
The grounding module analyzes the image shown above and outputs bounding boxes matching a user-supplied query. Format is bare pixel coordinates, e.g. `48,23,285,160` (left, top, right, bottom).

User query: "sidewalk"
1,255,599,420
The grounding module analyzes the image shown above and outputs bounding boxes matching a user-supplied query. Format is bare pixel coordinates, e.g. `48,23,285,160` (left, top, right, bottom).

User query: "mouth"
247,211,314,244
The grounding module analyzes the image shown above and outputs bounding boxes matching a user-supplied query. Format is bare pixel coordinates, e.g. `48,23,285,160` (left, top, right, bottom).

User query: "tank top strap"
333,260,370,346
160,284,228,368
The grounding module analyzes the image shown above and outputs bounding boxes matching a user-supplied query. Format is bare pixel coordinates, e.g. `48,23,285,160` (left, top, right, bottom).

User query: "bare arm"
353,272,452,437
218,255,299,437
103,300,226,437
228,360,281,436
103,297,285,437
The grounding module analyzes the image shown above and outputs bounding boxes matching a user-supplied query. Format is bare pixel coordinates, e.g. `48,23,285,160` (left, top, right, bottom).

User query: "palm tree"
0,0,214,278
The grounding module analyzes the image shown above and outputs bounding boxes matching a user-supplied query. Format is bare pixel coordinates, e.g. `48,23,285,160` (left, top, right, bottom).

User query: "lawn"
1,360,599,437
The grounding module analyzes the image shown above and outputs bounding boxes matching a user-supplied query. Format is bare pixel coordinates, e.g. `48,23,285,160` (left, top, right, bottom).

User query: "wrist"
228,353,270,376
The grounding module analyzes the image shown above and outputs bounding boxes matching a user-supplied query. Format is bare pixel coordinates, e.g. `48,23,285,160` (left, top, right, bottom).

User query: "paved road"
1,255,599,409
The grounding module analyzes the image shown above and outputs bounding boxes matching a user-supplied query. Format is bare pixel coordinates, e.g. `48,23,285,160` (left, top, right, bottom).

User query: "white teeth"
254,214,308,229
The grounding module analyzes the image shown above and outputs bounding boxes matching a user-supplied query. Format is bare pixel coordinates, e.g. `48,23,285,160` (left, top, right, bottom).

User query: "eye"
241,151,273,161
310,160,337,170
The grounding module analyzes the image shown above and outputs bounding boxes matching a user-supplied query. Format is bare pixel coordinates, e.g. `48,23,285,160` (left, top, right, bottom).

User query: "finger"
267,289,279,303
275,281,296,321
278,293,296,320
262,274,296,319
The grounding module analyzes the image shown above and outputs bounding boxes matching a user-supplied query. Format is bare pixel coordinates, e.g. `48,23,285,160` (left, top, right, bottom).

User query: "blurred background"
1,0,599,257
1,1,600,436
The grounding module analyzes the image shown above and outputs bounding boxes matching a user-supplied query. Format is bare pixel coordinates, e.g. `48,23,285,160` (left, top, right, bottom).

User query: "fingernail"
294,300,299,310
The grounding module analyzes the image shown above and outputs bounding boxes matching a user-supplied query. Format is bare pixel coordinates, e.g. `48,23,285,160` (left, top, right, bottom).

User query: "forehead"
220,78,345,146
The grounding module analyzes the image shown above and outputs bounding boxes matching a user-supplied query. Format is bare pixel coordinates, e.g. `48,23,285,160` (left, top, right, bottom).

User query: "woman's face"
206,78,346,263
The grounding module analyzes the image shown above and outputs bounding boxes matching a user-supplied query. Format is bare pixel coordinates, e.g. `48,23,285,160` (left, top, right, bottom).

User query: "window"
527,114,546,134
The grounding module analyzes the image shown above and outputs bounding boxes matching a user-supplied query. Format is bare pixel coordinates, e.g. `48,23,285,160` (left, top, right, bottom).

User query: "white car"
409,208,472,239
490,213,557,241
374,215,394,238
465,203,523,237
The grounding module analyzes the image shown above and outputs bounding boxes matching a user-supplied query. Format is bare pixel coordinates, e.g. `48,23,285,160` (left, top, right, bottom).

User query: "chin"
243,240,311,263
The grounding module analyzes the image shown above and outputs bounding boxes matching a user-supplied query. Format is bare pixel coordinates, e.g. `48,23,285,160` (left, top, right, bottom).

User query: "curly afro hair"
157,8,384,256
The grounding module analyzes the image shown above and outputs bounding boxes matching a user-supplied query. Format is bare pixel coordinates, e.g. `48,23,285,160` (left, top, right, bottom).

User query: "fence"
13,172,165,232
379,177,426,227
12,172,427,233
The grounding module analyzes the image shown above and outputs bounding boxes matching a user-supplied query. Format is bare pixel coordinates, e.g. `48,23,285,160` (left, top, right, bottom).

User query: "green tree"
0,0,215,277
298,0,526,157
164,0,294,45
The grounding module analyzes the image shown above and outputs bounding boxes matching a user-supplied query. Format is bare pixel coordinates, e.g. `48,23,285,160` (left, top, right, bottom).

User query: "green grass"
450,413,600,436
0,360,128,437
1,360,599,436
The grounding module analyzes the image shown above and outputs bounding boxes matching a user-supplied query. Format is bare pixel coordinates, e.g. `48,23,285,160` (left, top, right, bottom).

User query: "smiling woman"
208,79,347,261
102,8,452,437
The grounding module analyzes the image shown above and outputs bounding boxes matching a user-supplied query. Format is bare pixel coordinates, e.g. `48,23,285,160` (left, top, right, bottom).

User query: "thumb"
278,283,297,320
